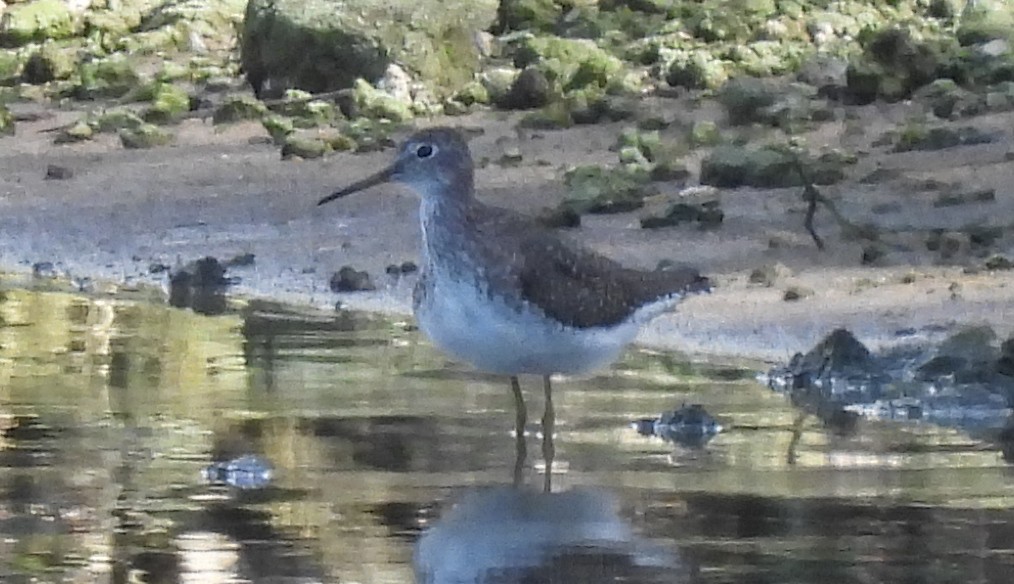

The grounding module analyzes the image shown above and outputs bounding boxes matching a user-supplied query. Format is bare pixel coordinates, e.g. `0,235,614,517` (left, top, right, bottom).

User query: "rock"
893,124,999,152
916,326,999,383
352,78,413,122
933,188,996,207
90,109,144,133
494,0,561,33
861,244,887,266
241,0,496,98
201,455,274,490
631,404,723,448
225,253,256,267
31,261,58,279
213,95,268,125
537,204,581,228
0,0,82,46
0,102,13,136
73,57,141,100
53,120,92,143
261,114,294,144
330,266,375,292
169,257,232,315
281,135,328,159
912,78,979,119
141,83,191,125
119,124,174,149
783,285,813,301
0,50,22,83
454,80,490,106
689,120,720,146
20,43,76,84
562,165,652,215
665,50,728,90
640,200,723,230
44,164,72,180
500,66,552,109
748,263,791,286
985,255,1014,271
796,53,848,98
717,77,778,125
957,0,1014,45
277,89,338,128
480,67,518,106
700,144,846,189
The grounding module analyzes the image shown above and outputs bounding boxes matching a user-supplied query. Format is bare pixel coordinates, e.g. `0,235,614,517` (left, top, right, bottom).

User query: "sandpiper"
318,127,710,484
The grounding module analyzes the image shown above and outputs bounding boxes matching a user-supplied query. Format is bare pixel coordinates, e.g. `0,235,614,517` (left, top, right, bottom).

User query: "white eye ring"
415,143,437,159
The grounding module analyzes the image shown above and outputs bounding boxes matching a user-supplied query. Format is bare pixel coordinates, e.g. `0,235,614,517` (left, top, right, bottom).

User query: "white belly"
415,275,640,376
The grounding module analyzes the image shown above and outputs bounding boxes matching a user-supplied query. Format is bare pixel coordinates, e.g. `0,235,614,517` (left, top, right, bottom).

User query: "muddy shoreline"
2,104,1013,363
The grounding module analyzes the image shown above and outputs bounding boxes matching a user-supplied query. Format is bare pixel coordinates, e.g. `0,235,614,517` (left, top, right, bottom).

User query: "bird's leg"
542,374,555,493
511,376,527,487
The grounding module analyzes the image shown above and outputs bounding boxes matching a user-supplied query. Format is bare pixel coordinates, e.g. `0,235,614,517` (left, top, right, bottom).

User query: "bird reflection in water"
415,410,688,584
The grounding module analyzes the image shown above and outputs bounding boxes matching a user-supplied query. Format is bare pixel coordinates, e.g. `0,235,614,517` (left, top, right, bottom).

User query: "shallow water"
1,287,1014,584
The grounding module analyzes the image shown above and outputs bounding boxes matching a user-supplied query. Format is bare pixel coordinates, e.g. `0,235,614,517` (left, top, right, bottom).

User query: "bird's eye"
415,144,435,158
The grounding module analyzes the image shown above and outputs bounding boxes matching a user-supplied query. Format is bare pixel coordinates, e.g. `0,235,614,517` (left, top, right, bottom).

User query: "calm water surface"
2,287,1014,584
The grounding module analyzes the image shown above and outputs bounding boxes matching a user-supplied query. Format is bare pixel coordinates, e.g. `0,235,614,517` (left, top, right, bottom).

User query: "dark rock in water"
31,261,58,279
386,264,401,276
766,326,1014,443
330,266,375,292
632,404,723,448
44,164,73,180
201,455,274,490
169,257,233,315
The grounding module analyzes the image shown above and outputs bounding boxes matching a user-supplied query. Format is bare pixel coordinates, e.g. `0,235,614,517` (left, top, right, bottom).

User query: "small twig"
790,150,872,250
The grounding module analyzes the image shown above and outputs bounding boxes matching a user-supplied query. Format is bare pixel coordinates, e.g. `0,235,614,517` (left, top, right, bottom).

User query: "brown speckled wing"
468,203,710,329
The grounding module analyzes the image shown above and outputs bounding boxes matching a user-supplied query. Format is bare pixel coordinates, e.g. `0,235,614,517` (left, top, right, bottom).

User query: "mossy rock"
892,124,999,152
494,0,562,33
352,78,413,122
700,145,846,189
0,50,23,83
119,124,174,149
277,89,339,127
0,104,14,136
54,120,93,143
21,43,77,84
957,0,1014,45
142,84,192,125
562,165,652,214
261,114,295,144
690,120,721,146
213,95,269,125
241,0,497,98
0,0,83,47
512,35,624,95
845,26,964,103
500,66,553,109
90,109,145,133
665,50,728,90
281,135,330,159
73,57,142,100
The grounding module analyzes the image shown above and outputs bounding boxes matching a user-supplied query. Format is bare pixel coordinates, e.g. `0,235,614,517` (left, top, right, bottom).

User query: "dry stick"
791,151,872,250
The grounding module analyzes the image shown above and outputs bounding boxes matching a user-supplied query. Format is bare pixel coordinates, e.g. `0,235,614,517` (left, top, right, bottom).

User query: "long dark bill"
317,166,395,206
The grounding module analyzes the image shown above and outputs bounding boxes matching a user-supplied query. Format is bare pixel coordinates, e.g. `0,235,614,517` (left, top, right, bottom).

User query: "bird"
318,127,710,486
